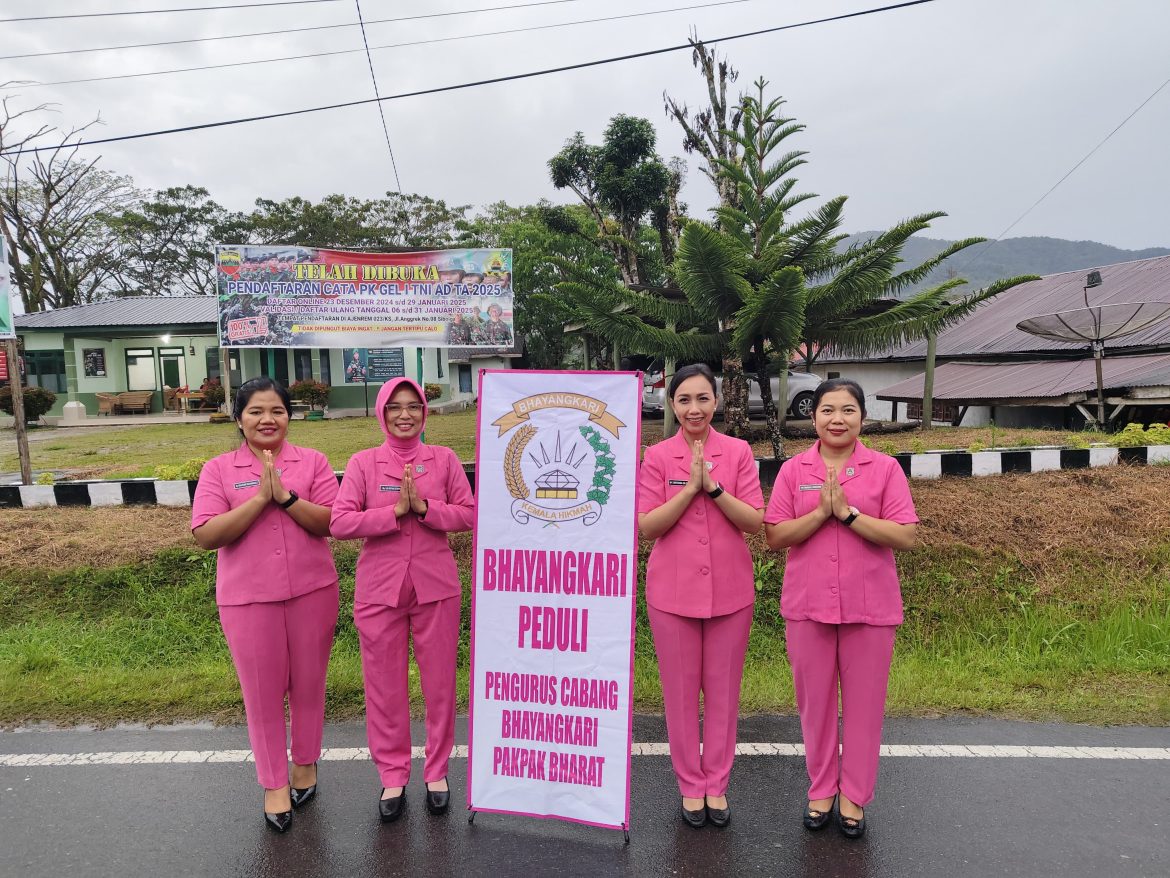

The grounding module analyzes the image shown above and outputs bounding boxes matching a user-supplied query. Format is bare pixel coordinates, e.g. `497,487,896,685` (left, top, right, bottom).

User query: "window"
294,349,313,382
25,350,67,393
125,348,158,391
434,348,444,379
319,349,331,385
205,348,221,382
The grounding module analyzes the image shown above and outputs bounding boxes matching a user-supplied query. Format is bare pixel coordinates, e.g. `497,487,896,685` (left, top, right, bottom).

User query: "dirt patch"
0,507,195,570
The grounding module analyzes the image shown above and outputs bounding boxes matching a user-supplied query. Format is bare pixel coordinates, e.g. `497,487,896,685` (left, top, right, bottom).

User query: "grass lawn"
1,466,1168,727
0,411,480,479
2,415,1116,480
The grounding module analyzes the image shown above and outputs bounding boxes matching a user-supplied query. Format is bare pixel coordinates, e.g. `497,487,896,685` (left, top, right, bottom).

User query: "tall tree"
664,40,753,435
462,201,616,370
570,78,1033,457
1,103,139,311
109,185,226,296
548,114,674,290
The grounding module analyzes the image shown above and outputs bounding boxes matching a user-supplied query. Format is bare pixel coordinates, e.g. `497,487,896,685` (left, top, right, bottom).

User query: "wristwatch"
279,490,299,510
841,505,860,526
707,483,724,500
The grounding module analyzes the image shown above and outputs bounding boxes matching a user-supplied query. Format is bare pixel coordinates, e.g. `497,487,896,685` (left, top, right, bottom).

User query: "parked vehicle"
642,370,822,419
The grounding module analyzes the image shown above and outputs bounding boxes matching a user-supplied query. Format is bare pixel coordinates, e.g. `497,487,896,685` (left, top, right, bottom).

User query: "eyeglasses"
385,403,424,415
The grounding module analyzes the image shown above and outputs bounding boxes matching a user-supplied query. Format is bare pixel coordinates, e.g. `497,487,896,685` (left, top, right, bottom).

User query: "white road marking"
3,743,1169,767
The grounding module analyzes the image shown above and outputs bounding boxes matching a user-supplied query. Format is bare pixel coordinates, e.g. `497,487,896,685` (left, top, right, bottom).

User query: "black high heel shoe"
264,808,292,833
803,795,835,831
290,763,318,809
837,807,866,839
379,788,406,823
680,800,707,829
706,797,730,829
425,778,451,816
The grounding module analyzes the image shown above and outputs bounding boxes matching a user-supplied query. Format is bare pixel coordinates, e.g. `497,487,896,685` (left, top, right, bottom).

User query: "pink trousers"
218,584,339,789
785,620,896,807
354,577,461,788
647,603,753,798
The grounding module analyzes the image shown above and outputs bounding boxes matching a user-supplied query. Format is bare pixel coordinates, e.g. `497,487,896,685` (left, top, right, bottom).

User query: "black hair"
232,376,293,421
811,378,867,417
667,363,718,399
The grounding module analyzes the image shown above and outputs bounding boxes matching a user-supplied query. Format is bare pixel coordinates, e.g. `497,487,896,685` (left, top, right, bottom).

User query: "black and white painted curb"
3,446,1168,508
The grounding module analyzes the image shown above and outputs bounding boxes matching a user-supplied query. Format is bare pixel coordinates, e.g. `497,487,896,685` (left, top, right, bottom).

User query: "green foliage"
153,458,208,481
875,440,899,456
967,440,987,453
909,438,926,454
752,557,779,594
1110,423,1170,447
288,379,331,409
0,385,57,421
202,384,225,408
423,383,442,402
34,472,54,486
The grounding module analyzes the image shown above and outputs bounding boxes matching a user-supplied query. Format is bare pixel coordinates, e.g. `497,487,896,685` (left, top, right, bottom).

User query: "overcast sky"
2,0,1168,252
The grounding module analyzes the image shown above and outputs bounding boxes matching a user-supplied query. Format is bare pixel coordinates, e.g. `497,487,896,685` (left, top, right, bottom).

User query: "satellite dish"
1016,295,1170,428
1016,301,1170,345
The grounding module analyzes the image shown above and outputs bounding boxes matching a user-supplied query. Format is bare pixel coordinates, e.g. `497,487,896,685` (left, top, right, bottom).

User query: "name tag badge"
668,479,689,486
233,480,260,490
798,483,824,491
379,485,402,492
415,464,426,474
845,467,855,477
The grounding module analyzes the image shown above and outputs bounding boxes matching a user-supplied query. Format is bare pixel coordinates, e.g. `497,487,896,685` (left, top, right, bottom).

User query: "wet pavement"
2,716,1167,877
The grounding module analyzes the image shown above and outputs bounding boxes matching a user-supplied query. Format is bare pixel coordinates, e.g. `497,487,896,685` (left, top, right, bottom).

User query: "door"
159,348,187,388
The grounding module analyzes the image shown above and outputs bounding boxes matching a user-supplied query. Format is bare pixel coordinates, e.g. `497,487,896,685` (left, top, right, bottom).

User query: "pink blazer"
330,443,474,607
765,440,918,626
191,443,339,607
638,428,765,618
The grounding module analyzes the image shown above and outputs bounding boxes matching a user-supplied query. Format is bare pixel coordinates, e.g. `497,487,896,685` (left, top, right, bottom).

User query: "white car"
642,370,823,420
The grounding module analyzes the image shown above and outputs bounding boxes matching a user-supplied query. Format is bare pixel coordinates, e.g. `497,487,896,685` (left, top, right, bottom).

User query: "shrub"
202,384,226,409
1109,423,1168,447
288,379,331,409
154,458,208,481
967,441,987,453
0,385,57,422
424,383,442,401
34,471,55,486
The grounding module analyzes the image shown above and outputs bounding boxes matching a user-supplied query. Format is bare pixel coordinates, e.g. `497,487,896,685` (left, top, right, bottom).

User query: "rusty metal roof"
859,255,1170,360
15,297,217,329
877,353,1170,402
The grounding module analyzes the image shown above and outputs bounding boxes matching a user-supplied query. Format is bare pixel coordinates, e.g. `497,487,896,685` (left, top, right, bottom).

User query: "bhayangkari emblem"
494,392,624,527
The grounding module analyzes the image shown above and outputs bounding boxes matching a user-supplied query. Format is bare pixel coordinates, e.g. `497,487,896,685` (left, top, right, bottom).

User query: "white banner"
468,370,641,830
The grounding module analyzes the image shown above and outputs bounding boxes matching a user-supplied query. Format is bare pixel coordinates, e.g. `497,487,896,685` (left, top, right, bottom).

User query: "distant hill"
841,234,1170,297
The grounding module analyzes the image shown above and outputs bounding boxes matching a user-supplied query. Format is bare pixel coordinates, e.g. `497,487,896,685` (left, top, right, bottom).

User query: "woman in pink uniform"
638,364,764,829
191,377,339,834
764,379,918,839
330,377,474,823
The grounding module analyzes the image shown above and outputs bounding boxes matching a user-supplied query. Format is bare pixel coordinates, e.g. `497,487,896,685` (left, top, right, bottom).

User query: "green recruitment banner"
214,244,514,349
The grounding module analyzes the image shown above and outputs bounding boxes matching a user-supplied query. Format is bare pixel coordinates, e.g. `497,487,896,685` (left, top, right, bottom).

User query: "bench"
116,391,155,414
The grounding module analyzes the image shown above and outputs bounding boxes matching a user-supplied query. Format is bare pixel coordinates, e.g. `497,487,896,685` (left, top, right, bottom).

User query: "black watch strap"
842,509,858,526
279,490,299,509
707,484,724,500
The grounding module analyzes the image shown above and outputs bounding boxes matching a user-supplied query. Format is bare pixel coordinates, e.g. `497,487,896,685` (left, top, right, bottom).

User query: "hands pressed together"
817,465,853,522
687,440,717,494
393,466,428,518
255,450,293,506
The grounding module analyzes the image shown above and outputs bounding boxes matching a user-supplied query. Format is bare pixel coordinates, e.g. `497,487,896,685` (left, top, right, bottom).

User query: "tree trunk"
662,333,677,439
921,332,937,430
777,365,790,430
755,349,783,459
721,356,750,438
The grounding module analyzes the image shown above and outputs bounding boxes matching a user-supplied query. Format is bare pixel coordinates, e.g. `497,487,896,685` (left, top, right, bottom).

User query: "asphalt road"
2,716,1167,878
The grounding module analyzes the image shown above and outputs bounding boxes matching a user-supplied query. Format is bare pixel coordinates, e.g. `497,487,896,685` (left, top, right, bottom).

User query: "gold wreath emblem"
504,424,537,499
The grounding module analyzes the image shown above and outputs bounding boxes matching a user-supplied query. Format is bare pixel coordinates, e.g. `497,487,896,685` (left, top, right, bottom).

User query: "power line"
0,0,342,23
353,0,401,193
1,1,940,156
956,72,1170,272
12,0,765,89
0,0,592,62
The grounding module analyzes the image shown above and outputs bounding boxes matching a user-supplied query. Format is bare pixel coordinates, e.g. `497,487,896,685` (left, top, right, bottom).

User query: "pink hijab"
375,377,428,464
